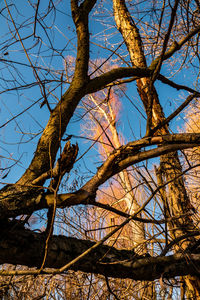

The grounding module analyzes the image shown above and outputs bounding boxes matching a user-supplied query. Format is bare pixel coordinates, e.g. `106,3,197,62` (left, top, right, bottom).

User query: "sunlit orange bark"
113,0,200,297
86,89,147,253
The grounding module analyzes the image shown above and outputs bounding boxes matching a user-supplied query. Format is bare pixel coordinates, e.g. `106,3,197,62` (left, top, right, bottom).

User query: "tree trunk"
113,0,200,297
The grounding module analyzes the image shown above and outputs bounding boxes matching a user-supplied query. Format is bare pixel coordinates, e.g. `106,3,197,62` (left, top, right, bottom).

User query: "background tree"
0,0,200,298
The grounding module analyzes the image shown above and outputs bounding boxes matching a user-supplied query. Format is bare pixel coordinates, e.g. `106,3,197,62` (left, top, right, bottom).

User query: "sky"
0,0,198,189
0,0,75,184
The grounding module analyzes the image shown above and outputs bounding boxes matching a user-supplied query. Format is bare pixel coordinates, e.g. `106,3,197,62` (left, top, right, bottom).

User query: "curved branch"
1,133,200,218
150,25,200,70
16,0,95,186
86,67,151,93
0,224,200,281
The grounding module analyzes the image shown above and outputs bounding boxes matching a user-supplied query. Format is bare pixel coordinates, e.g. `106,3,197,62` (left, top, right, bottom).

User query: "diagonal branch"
158,74,200,94
150,25,200,71
2,133,200,218
0,224,200,281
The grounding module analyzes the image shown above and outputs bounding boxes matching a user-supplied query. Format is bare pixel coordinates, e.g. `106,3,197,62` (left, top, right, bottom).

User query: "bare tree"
0,0,200,298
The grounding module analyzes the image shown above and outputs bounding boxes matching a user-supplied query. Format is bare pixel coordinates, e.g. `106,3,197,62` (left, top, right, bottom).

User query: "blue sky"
0,0,197,189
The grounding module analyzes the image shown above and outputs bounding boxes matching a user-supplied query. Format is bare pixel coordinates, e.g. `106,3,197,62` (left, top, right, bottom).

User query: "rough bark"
113,0,200,296
0,222,200,281
1,133,200,218
16,0,98,188
0,0,200,295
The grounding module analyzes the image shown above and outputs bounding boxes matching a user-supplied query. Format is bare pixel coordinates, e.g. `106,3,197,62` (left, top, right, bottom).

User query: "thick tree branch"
81,0,97,12
16,0,94,186
1,133,200,218
0,225,200,281
86,67,151,93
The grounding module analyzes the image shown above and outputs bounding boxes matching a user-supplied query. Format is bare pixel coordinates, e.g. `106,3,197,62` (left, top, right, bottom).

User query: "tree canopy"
0,0,200,298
